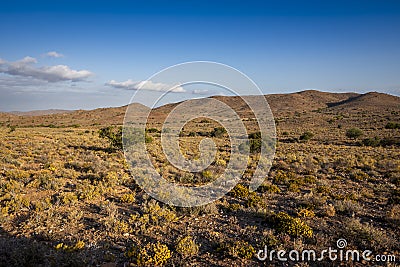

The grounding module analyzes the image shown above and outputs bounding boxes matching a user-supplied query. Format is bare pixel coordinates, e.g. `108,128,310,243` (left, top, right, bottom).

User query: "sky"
0,0,400,111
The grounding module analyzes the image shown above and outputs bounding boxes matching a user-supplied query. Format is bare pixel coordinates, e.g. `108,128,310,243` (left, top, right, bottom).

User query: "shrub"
349,169,369,181
76,180,101,200
238,131,272,154
268,212,313,238
140,199,178,226
99,126,123,149
229,184,249,199
246,192,263,208
211,127,227,138
146,128,160,133
218,240,255,259
126,242,171,266
227,203,241,212
297,208,315,218
272,170,297,185
385,122,400,129
323,204,336,217
362,136,381,147
8,125,16,132
175,235,199,258
343,218,392,250
60,192,78,205
362,136,400,147
215,158,227,167
334,199,362,216
6,169,31,184
201,170,213,180
299,131,314,141
380,137,400,147
55,240,85,252
261,231,279,248
346,128,363,139
120,193,135,204
249,139,262,153
257,183,281,194
145,135,153,143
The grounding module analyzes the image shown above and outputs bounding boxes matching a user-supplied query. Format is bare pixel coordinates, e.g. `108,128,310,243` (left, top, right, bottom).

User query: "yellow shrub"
120,193,135,204
126,241,171,266
175,235,199,257
269,212,313,238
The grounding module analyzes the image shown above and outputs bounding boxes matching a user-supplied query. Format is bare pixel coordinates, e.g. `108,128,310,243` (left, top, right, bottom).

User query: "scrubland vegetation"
0,91,399,266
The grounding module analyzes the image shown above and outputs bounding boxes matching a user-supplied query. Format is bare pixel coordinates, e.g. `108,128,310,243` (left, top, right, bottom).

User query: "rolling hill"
0,90,399,128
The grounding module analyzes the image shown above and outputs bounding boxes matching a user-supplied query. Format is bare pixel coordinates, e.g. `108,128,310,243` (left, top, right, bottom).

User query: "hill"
0,90,399,128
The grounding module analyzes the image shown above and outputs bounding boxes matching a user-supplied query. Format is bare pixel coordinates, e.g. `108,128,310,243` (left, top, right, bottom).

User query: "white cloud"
105,79,186,93
17,56,37,64
45,51,64,58
0,56,93,82
192,89,211,95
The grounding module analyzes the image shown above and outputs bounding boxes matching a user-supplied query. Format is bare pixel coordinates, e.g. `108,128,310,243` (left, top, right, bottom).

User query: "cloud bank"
0,56,93,82
105,79,186,93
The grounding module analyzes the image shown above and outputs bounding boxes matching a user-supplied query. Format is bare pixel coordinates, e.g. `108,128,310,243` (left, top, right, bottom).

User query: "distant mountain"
10,109,75,116
0,103,149,127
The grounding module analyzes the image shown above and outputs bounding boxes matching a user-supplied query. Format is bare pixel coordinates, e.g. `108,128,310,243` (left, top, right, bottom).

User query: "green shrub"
99,126,123,149
229,184,249,199
299,131,314,141
385,122,400,129
238,131,272,154
272,171,297,185
346,128,363,139
8,125,16,132
257,183,281,194
362,136,400,147
246,192,263,208
211,127,227,138
146,128,161,133
362,136,381,147
145,135,153,143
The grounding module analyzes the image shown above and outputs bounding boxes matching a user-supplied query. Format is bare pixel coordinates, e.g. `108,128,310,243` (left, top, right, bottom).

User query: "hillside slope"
0,90,399,127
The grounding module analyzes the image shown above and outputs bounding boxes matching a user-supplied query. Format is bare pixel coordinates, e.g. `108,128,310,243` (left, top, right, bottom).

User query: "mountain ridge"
1,90,399,127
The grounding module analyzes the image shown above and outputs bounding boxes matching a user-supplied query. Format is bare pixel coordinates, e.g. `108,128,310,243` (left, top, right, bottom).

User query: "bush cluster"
125,241,171,266
268,212,313,238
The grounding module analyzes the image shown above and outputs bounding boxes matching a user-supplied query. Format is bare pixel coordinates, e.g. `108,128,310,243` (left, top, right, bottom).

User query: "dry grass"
0,91,399,266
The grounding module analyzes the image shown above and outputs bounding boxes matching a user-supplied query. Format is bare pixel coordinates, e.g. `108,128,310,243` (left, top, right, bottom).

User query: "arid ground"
0,90,399,266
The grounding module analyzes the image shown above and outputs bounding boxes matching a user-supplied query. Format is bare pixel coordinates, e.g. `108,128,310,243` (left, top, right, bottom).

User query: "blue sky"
0,0,399,111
